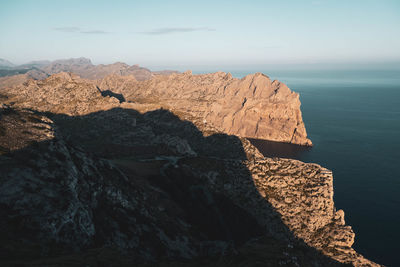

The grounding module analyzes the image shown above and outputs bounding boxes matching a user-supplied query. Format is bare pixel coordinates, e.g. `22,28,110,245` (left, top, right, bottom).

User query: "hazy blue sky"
1,0,399,69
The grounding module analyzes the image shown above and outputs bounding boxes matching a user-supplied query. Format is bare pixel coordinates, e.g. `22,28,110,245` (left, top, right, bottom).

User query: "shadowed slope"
0,105,378,266
0,69,380,265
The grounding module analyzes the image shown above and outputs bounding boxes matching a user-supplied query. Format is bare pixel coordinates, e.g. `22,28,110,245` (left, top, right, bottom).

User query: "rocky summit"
0,64,380,266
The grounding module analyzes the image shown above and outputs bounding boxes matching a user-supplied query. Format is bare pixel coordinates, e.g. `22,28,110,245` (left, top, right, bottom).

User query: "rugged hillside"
0,71,379,266
1,71,312,145
0,104,377,267
1,72,120,114
99,71,312,145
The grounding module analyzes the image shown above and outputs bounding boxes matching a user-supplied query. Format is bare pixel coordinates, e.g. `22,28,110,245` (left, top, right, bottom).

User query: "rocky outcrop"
2,71,311,145
98,71,312,145
244,156,377,266
2,72,120,115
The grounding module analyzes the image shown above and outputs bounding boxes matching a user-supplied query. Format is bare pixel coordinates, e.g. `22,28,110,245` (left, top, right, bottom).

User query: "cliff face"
205,72,310,146
2,71,311,145
0,71,379,266
99,71,312,145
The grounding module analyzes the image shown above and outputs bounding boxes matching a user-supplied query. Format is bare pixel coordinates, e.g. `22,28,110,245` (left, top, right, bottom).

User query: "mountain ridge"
0,58,15,68
0,57,178,81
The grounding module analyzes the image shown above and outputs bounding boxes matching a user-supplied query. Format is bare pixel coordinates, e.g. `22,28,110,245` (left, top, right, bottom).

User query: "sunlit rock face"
98,71,312,146
1,72,121,115
2,71,311,145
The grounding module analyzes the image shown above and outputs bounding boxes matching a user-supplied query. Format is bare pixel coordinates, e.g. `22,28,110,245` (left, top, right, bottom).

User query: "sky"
0,0,400,69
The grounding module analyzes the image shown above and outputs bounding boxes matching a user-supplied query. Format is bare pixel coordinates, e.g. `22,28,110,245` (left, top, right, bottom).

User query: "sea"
194,68,400,266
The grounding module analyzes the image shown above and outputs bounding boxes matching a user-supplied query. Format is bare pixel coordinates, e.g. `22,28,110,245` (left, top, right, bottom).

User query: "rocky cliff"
101,70,312,145
0,70,379,266
1,71,312,145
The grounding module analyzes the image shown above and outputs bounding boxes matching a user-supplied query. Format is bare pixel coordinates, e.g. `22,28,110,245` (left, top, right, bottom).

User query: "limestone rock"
98,71,312,146
1,71,311,145
2,72,120,115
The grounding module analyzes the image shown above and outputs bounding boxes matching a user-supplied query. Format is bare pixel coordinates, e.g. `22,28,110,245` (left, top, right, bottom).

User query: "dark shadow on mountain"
0,106,349,266
248,138,312,159
96,86,125,103
0,68,30,77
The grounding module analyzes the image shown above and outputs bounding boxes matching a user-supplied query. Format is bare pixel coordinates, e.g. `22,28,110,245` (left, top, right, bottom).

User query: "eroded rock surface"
0,69,380,266
0,106,338,266
97,71,312,145
1,72,120,115
1,71,312,145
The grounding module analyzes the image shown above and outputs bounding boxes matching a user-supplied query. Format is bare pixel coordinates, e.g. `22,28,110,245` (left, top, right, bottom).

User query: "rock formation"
2,70,311,145
0,68,380,266
2,72,120,115
98,71,312,145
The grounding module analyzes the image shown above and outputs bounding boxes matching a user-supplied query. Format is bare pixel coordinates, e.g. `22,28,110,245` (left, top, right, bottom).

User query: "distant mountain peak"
52,57,93,66
0,58,15,68
0,58,177,82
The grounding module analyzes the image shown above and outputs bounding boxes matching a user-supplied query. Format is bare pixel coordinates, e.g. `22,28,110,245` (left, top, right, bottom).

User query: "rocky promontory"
0,67,379,266
2,70,312,145
99,71,312,145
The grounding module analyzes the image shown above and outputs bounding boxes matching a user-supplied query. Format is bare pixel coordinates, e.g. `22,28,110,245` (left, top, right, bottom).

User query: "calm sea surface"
195,69,400,266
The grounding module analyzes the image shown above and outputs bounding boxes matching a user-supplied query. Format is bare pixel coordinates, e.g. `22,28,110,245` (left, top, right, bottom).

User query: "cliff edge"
100,71,312,145
1,71,311,145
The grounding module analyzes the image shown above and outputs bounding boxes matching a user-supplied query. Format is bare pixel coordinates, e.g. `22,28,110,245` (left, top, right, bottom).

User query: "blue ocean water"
196,69,400,266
